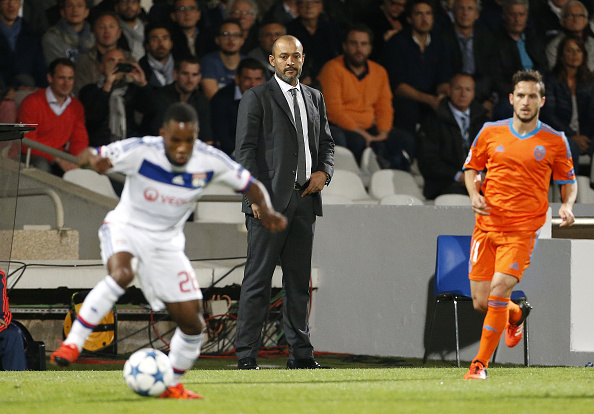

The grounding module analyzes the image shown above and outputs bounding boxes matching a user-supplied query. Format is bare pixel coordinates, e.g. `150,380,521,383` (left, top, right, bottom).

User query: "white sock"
64,276,125,351
168,328,204,385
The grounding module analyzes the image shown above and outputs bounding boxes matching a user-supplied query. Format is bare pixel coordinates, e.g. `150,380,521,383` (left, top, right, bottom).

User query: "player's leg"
159,299,205,399
470,280,491,314
51,251,134,366
465,229,495,379
141,247,204,399
465,272,518,379
503,232,537,347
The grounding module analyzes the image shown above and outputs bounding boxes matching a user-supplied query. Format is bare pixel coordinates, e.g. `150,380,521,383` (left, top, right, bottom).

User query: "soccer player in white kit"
50,103,287,399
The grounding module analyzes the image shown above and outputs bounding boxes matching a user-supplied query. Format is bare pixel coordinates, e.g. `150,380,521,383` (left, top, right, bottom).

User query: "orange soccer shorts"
468,227,538,282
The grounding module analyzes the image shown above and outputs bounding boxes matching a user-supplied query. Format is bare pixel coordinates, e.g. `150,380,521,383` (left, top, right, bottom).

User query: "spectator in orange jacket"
318,24,414,170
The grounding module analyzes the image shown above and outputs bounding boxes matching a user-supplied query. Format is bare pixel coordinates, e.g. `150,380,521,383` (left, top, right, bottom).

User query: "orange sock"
474,295,509,367
507,301,521,325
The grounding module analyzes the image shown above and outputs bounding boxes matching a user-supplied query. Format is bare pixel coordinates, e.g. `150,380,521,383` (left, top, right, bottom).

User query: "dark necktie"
460,37,475,75
290,88,307,185
461,115,470,151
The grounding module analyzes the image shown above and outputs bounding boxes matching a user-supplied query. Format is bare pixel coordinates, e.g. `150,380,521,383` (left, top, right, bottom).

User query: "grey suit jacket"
235,77,334,216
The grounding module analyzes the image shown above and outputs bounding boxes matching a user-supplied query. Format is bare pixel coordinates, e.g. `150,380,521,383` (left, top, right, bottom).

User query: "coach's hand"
302,171,326,196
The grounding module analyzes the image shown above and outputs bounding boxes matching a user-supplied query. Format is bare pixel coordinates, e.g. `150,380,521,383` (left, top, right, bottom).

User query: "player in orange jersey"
462,70,578,379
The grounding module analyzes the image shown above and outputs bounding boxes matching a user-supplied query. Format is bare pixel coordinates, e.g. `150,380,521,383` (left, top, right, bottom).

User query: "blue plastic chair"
423,235,530,367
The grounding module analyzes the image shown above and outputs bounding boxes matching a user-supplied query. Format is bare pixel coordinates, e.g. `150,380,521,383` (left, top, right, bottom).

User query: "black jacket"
79,81,154,147
492,25,548,98
144,83,213,142
417,99,488,200
210,82,239,156
441,25,498,103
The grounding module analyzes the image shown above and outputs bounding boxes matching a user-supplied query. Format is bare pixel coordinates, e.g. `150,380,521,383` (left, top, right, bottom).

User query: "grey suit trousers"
235,189,316,360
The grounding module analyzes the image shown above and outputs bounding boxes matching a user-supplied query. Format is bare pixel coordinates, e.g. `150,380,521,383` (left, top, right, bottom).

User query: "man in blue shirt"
383,0,452,133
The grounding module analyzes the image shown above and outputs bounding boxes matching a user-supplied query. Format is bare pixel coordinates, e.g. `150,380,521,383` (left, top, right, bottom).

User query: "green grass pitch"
3,356,594,414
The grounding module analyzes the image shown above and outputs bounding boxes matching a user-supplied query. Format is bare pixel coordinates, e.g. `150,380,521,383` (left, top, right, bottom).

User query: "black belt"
294,181,309,191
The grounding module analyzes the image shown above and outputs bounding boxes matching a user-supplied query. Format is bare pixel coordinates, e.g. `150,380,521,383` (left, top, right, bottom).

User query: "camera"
115,63,134,73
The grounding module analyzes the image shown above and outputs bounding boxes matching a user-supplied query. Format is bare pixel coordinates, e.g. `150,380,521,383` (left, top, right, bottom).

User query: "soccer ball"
123,348,174,397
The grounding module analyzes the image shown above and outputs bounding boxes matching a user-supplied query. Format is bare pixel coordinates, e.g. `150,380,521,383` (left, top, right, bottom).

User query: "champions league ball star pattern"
123,348,174,397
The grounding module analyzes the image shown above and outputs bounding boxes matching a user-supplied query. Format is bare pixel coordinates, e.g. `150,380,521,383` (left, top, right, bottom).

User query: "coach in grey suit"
235,35,334,370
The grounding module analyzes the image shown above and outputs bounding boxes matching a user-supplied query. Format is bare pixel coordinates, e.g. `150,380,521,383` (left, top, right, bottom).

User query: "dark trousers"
330,125,416,171
0,323,27,371
235,189,315,360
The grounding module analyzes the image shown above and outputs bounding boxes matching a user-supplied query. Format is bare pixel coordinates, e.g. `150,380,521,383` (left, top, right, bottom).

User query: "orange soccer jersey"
463,118,576,232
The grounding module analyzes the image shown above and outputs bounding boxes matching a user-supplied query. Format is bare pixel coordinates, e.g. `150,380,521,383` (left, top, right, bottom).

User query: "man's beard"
277,66,301,84
515,108,539,124
119,14,139,22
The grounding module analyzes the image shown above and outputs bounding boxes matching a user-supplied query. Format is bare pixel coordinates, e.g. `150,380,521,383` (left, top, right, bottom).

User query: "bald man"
234,35,334,370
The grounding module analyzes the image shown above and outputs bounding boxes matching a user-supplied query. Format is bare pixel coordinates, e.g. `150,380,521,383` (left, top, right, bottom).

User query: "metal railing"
22,138,125,184
5,187,64,229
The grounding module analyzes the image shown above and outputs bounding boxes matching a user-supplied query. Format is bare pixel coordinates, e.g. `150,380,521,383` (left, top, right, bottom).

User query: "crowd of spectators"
2,0,594,198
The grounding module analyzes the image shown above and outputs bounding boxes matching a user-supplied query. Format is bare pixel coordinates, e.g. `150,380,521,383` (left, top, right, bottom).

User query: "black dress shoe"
238,357,260,370
286,358,332,369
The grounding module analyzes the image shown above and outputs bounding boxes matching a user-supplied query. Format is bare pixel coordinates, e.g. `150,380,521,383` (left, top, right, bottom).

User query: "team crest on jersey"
568,169,575,178
534,145,546,161
192,173,207,188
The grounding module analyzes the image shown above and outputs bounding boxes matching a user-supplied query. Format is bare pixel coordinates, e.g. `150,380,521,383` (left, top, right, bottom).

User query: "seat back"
359,147,380,187
576,176,594,203
434,194,471,206
434,235,472,297
369,169,423,200
63,169,119,199
324,169,375,202
333,146,361,176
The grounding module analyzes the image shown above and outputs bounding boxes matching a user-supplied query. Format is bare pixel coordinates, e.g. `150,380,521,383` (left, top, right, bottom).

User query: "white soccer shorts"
98,222,203,311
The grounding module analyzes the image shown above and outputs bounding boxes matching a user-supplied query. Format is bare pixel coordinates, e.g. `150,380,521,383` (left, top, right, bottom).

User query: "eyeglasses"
231,9,253,16
219,31,243,38
564,13,587,19
176,5,198,12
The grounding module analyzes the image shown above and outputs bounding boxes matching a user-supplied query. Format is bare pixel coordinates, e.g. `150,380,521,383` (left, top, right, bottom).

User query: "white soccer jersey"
98,136,253,232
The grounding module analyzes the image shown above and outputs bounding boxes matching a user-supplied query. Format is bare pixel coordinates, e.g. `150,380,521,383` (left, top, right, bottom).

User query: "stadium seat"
333,146,362,176
433,194,471,206
324,170,377,204
423,235,530,367
369,169,423,201
576,176,594,203
63,169,119,199
379,194,423,205
195,182,244,223
359,147,381,187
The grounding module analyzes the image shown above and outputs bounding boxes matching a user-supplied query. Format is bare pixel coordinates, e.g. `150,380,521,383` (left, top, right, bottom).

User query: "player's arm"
76,147,113,174
464,169,490,216
245,179,287,232
559,181,577,227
